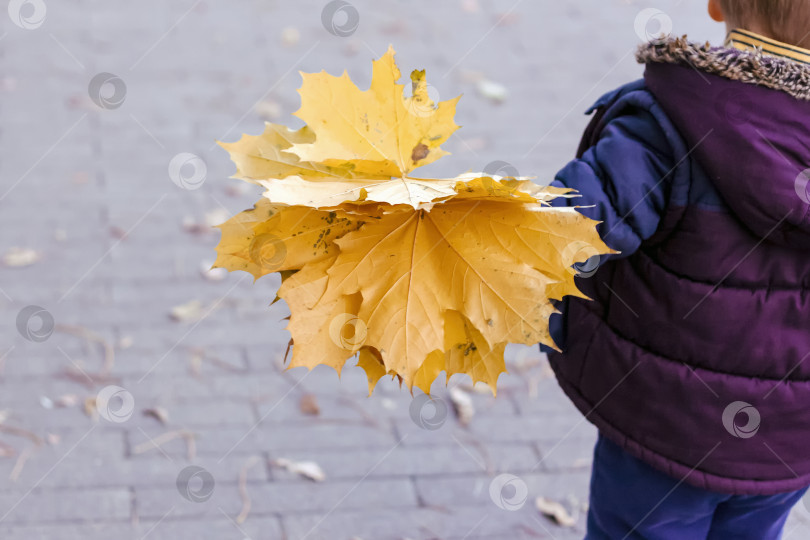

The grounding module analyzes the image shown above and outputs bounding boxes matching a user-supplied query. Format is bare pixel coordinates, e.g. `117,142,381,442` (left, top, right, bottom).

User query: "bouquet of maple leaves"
213,47,611,396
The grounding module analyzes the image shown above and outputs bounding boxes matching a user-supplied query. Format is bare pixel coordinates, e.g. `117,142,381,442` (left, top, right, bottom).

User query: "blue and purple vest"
548,37,810,495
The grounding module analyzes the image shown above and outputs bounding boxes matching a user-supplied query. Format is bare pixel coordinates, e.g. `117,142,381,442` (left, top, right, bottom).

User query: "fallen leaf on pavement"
117,335,134,349
272,458,326,482
170,300,204,322
83,397,98,421
280,27,300,47
143,407,170,425
477,79,508,103
182,209,230,235
200,260,227,281
255,99,282,120
3,247,40,267
54,394,79,408
449,387,475,426
237,455,262,524
299,394,320,416
535,496,577,527
132,429,197,461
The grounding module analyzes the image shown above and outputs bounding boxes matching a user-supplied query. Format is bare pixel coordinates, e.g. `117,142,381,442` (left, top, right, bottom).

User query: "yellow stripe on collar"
725,29,810,65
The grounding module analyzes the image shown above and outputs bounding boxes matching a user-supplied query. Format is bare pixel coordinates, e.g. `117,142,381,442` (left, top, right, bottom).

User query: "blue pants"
586,434,808,540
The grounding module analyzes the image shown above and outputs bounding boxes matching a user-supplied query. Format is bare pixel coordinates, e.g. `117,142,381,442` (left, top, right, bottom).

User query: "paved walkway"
1,1,808,538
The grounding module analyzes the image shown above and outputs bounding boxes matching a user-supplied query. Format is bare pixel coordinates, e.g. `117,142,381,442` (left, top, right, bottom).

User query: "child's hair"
718,0,810,47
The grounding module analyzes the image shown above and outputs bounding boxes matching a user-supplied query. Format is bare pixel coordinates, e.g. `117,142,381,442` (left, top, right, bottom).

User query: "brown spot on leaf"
411,143,429,162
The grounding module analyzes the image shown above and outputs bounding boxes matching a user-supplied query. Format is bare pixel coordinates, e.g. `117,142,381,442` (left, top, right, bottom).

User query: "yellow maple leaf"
410,311,507,396
356,347,391,396
212,199,363,280
217,47,475,211
218,123,393,183
256,173,576,210
290,46,459,176
214,46,614,396
278,198,608,391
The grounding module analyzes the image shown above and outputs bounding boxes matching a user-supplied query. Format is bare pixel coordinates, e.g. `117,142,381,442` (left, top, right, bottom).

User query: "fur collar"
636,36,810,101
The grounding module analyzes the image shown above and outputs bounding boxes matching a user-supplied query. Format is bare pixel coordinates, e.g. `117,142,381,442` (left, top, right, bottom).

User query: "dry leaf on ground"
169,300,204,322
535,496,577,527
3,247,40,267
272,458,326,482
449,387,475,426
298,394,320,416
143,407,170,425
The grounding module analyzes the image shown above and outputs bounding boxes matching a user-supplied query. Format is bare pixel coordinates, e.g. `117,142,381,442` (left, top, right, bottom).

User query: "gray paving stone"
0,522,134,540
253,384,518,425
414,472,590,510
468,413,597,444
0,518,284,540
535,435,598,473
134,516,285,540
268,443,538,481
391,408,595,451
135,482,244,520
254,422,398,452
0,488,131,524
129,425,264,457
112,350,249,381
257,361,372,395
137,477,417,519
2,405,116,431
119,398,256,429
0,450,267,490
282,505,582,540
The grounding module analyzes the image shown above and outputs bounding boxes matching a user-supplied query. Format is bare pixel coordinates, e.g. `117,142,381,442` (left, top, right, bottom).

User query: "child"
545,1,810,538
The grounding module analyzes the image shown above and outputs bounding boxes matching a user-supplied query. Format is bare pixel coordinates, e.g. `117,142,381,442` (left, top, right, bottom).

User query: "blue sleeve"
550,105,675,260
541,103,676,354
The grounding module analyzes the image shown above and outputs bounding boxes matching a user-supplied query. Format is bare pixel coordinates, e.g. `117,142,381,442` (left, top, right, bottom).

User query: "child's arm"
542,94,685,351
551,103,679,261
